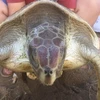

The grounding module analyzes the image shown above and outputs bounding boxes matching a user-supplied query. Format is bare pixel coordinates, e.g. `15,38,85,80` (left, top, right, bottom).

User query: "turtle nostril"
44,70,48,74
50,70,53,74
44,68,53,75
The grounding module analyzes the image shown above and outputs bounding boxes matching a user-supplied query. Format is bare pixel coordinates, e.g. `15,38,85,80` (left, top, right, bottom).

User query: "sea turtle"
0,0,100,99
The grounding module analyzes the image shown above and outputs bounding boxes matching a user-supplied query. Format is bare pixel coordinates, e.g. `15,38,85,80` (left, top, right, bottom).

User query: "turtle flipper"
26,72,36,80
64,41,100,100
0,58,33,72
0,12,29,72
0,14,26,61
79,44,100,100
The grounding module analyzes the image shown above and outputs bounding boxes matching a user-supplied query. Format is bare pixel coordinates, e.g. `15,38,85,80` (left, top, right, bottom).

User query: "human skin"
7,0,100,26
7,1,25,15
0,0,8,23
75,0,100,26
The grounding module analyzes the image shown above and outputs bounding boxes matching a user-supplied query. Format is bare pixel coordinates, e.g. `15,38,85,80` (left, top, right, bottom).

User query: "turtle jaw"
36,67,63,86
39,70,56,86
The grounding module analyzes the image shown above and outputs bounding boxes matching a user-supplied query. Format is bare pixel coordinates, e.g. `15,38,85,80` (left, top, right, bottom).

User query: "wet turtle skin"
0,0,100,99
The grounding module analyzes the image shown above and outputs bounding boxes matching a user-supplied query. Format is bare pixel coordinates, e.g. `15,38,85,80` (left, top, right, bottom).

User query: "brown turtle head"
28,23,66,85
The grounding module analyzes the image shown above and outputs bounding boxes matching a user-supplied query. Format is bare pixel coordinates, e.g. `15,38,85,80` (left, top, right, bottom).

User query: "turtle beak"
38,67,57,85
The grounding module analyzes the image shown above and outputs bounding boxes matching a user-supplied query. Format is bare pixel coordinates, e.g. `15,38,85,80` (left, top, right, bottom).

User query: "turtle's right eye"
32,51,39,68
28,45,39,69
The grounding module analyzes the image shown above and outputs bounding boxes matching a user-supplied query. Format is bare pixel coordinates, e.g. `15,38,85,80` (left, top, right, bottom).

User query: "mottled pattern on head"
28,22,66,72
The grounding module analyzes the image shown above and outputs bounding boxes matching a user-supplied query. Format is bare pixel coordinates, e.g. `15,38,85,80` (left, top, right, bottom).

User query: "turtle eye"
28,45,39,69
32,51,39,68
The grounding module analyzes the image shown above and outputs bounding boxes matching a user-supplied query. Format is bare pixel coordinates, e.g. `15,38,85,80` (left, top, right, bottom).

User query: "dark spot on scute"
39,30,56,39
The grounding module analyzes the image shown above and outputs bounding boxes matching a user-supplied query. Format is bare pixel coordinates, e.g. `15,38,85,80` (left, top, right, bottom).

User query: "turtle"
0,0,100,99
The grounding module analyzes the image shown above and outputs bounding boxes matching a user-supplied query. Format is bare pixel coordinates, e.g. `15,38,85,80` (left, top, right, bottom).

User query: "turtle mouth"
39,73,56,86
37,68,57,85
43,74,55,86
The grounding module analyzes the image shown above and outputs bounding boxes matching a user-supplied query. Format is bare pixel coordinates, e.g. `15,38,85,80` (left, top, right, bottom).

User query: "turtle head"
28,24,66,85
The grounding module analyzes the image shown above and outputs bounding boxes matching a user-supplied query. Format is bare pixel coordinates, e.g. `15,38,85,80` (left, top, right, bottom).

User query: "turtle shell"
0,0,98,48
